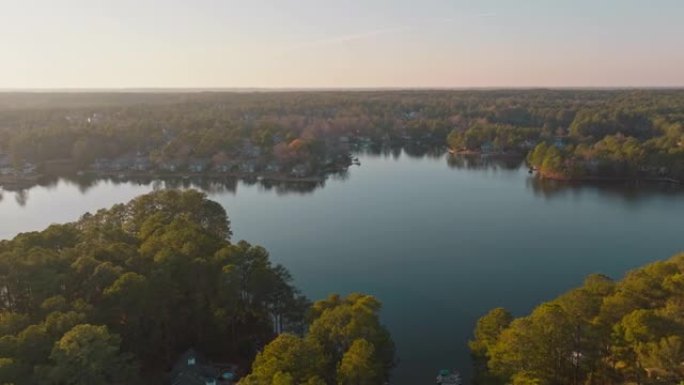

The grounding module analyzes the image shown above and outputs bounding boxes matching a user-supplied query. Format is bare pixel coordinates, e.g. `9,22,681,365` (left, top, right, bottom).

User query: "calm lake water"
1,151,683,385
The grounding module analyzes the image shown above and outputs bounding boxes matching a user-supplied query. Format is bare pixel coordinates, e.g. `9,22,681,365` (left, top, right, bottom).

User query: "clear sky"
1,0,683,89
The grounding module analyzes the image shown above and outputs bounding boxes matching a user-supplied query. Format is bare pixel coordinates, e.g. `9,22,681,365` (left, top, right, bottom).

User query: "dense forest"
0,190,394,385
471,252,684,385
0,90,682,186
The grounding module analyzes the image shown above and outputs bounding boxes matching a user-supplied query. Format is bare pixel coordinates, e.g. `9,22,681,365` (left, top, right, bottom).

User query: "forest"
0,90,682,185
0,190,395,385
471,252,684,385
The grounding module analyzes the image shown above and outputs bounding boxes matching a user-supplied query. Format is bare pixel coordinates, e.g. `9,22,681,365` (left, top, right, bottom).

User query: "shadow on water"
353,142,445,160
0,172,328,205
2,148,681,205
446,154,524,170
526,176,683,202
445,154,683,201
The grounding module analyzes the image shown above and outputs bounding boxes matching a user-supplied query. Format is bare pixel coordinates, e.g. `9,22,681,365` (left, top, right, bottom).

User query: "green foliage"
448,122,538,153
469,308,513,385
307,293,395,383
2,90,682,184
47,324,137,385
472,253,684,385
241,293,395,385
337,339,380,385
239,334,325,385
469,307,513,357
0,190,308,383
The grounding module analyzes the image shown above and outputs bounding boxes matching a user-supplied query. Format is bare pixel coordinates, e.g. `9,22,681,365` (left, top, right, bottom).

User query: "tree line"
0,90,681,181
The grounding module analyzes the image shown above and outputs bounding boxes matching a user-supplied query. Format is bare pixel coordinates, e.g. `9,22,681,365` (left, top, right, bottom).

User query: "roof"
172,369,218,385
171,349,219,385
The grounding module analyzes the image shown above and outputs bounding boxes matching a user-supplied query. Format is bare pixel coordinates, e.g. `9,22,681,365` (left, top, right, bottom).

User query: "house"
109,155,137,171
239,161,256,174
170,349,237,385
265,162,281,173
91,158,108,171
109,158,128,172
159,159,185,173
188,158,210,173
404,111,418,120
480,142,496,154
213,160,237,173
132,156,151,172
241,141,262,158
291,163,310,178
0,155,12,174
553,137,567,149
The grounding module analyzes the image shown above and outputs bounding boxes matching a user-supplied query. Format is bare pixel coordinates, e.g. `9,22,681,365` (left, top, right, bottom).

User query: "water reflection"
353,142,444,159
527,177,683,201
1,149,681,206
14,190,28,207
446,154,524,170
444,154,682,201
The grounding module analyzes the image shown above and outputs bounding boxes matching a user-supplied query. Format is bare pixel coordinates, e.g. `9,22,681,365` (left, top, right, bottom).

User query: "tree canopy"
0,190,311,384
471,254,684,385
240,293,395,385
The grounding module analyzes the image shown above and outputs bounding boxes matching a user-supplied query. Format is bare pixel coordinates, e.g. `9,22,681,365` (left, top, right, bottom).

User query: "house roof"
171,349,219,385
172,369,218,385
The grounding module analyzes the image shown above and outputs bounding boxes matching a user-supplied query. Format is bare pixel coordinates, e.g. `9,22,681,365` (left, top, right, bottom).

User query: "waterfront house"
90,158,108,172
170,349,237,385
188,158,210,173
0,156,13,175
109,155,137,171
480,142,495,154
265,162,281,173
291,163,310,177
159,159,185,173
239,161,256,174
213,160,237,173
133,156,151,171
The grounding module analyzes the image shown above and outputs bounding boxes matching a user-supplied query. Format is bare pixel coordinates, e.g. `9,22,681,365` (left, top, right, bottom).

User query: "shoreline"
447,149,524,158
92,170,328,183
2,160,681,190
535,172,681,185
0,169,329,191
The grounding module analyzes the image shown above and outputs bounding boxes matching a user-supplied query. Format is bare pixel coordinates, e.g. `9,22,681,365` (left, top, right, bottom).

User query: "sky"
0,0,683,89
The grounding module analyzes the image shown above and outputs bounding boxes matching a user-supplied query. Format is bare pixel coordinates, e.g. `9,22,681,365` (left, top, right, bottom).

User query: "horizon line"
2,86,684,93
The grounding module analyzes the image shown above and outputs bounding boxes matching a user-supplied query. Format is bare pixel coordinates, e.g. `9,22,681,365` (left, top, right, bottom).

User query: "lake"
1,151,683,385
